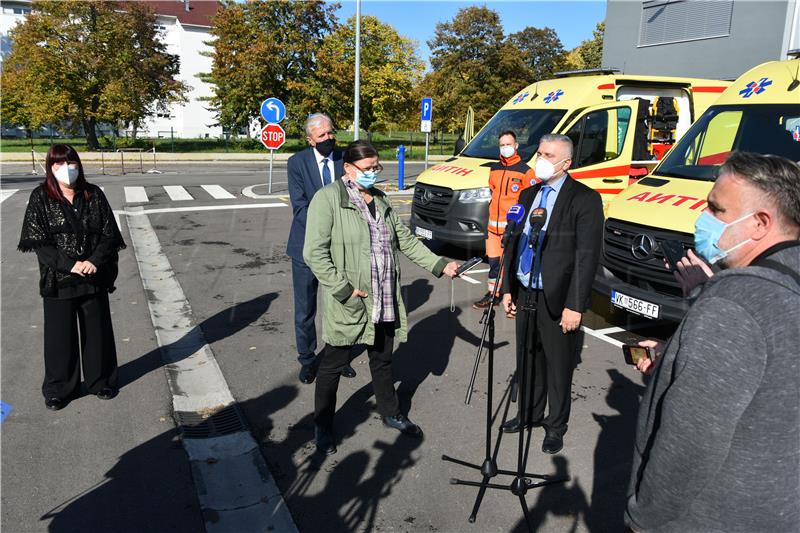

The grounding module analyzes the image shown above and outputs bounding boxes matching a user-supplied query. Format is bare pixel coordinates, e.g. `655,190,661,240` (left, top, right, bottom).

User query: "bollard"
397,144,405,190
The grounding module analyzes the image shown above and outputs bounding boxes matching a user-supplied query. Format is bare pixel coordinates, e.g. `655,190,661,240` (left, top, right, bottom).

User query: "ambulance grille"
412,184,453,223
601,218,694,296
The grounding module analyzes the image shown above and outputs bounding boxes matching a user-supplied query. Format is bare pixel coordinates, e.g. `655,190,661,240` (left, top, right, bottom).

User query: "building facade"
0,0,221,139
602,0,800,80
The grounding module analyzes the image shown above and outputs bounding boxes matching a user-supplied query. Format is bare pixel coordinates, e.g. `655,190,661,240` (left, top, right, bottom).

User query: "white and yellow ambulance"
410,70,729,250
595,59,800,321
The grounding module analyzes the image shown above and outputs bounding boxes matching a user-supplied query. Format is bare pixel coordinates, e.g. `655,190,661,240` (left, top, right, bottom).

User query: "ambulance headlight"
458,187,492,203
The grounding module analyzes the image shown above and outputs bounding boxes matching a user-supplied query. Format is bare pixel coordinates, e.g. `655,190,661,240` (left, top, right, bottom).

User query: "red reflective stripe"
570,164,631,179
595,188,625,195
597,83,615,90
693,86,727,93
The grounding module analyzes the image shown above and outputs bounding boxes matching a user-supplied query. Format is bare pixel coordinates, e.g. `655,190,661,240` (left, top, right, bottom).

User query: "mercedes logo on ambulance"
631,234,656,260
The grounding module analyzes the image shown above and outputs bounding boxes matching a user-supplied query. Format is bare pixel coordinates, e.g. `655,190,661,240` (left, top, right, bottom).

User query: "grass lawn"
1,131,459,161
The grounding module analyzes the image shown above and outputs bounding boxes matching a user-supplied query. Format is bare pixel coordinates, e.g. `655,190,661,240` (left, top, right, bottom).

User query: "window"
639,0,733,47
461,109,566,160
565,106,632,168
657,104,800,181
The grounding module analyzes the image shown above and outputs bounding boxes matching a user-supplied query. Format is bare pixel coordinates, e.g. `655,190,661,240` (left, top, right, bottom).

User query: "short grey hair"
721,152,800,229
305,113,333,137
538,134,573,159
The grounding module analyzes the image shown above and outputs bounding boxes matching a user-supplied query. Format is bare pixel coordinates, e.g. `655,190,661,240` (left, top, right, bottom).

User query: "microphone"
528,207,548,248
501,204,526,248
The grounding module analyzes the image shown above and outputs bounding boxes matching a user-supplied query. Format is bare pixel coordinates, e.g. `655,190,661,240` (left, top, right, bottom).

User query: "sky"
331,0,608,68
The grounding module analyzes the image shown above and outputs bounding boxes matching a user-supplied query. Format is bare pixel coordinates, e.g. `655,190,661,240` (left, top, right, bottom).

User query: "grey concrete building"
603,0,800,80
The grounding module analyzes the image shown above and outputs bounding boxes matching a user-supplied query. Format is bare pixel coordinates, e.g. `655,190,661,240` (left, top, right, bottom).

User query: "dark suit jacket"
286,146,344,261
501,173,604,318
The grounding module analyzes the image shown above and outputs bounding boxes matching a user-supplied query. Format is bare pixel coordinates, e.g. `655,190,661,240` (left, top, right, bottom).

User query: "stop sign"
260,123,286,150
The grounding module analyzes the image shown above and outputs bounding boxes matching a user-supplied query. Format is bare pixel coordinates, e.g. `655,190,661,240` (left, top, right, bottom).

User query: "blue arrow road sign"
421,97,432,121
260,97,286,123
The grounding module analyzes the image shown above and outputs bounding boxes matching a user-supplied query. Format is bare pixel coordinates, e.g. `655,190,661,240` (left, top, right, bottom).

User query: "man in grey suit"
287,113,356,384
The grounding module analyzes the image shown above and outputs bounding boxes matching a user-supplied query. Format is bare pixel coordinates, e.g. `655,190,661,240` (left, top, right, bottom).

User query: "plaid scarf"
344,180,396,324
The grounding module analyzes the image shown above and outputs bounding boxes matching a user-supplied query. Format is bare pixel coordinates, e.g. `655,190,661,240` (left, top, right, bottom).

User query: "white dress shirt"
313,148,334,187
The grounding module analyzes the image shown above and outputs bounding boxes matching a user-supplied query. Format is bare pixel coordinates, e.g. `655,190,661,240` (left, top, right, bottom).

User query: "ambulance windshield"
461,109,566,160
656,104,800,181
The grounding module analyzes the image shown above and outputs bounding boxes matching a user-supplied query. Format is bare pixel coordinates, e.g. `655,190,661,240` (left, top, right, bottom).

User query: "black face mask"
314,138,336,157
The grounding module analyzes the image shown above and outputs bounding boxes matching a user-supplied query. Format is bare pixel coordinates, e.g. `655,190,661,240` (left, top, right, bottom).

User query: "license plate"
415,226,433,240
611,290,660,319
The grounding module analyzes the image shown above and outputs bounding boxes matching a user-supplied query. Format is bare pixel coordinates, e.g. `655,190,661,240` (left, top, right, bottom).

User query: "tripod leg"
519,495,534,533
468,476,489,523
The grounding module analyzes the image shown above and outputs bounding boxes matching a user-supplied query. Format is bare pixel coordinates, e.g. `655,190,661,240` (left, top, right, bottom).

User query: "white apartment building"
0,0,221,139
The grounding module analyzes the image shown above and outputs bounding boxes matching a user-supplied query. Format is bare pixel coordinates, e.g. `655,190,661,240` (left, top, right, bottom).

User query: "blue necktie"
321,158,332,185
520,186,553,286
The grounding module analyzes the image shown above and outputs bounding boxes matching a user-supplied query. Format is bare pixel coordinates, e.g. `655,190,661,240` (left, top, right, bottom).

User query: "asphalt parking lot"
1,162,678,532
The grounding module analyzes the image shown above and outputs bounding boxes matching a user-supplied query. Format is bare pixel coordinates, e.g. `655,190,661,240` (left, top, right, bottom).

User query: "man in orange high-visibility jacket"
473,130,538,309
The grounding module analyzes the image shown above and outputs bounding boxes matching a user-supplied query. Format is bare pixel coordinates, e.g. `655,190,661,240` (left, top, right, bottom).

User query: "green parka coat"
303,179,447,346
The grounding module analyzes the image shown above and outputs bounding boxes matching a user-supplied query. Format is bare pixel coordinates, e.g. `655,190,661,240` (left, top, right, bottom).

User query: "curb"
1,152,454,163
126,206,298,533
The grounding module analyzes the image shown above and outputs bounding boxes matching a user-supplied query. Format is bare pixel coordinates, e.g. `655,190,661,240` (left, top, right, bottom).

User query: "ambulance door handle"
602,178,623,183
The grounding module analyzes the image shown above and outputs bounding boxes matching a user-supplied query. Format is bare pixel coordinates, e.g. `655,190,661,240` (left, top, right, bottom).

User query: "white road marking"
114,202,286,218
581,326,625,348
459,275,481,285
126,207,297,532
163,185,193,201
124,186,149,204
201,184,236,200
0,189,18,204
595,326,625,335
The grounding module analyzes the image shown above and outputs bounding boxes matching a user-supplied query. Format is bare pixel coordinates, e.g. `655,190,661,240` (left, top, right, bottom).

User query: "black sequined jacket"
18,184,126,298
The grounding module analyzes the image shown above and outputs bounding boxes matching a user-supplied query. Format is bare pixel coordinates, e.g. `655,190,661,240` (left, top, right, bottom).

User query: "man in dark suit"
500,134,603,454
287,113,356,384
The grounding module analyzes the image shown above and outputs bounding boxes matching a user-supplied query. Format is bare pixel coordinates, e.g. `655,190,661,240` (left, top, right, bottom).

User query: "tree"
509,26,567,81
202,0,338,135
423,6,530,132
296,15,424,135
567,21,605,70
0,0,188,149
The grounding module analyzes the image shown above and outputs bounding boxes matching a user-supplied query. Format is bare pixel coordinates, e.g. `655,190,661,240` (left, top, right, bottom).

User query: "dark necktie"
520,186,554,284
321,158,332,185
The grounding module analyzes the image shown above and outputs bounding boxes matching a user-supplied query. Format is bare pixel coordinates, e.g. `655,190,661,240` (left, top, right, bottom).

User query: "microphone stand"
443,217,567,530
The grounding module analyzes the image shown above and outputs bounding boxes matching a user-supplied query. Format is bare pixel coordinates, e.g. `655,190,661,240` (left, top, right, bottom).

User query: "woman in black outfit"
18,144,126,410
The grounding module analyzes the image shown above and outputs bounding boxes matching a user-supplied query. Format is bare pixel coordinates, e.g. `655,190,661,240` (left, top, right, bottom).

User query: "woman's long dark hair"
44,144,91,201
343,140,379,165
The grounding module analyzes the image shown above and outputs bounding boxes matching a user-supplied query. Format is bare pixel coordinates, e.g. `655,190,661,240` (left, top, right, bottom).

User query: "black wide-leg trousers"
314,323,397,431
514,289,579,438
42,291,119,399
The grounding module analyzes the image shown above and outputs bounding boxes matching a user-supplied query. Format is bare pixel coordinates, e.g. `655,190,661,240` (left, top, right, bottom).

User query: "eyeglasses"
353,163,383,173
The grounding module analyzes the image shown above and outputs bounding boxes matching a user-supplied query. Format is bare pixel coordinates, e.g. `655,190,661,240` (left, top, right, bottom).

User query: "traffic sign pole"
269,150,274,193
425,133,430,168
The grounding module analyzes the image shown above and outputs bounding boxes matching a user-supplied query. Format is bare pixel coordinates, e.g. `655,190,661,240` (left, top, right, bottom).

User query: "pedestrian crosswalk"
124,184,245,204
1,189,19,204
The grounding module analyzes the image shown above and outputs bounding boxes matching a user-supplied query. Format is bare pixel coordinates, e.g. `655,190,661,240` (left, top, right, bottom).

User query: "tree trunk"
83,118,100,150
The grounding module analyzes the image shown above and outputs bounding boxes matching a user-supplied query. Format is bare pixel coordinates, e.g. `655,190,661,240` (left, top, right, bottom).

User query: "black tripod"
443,216,567,530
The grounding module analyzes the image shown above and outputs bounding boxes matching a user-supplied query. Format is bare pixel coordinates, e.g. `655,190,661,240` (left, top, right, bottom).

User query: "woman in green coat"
304,141,459,455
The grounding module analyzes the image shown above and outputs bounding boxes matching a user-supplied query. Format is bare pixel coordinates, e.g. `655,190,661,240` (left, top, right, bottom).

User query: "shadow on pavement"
511,456,590,533
117,292,278,388
43,383,299,532
586,368,645,532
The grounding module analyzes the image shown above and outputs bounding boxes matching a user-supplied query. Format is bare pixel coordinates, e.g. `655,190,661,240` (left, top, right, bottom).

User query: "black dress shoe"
500,416,542,433
542,432,563,454
340,364,357,379
45,397,66,411
95,387,118,400
383,414,423,437
315,428,337,455
299,364,317,384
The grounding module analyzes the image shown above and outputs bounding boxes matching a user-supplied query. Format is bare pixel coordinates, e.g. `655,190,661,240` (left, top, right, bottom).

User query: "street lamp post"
354,0,361,141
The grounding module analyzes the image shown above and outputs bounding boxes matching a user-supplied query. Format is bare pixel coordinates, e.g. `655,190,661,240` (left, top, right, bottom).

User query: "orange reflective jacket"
487,154,538,236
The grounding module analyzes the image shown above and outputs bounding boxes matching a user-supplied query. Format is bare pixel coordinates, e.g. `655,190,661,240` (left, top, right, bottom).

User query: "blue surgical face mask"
694,211,753,265
355,169,379,189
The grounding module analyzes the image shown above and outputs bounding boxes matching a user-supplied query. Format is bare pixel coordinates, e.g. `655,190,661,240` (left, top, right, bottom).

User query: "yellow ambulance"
410,70,729,250
595,59,800,321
